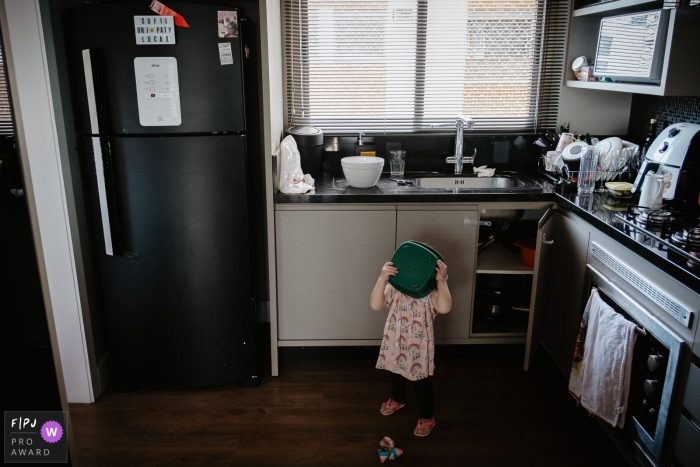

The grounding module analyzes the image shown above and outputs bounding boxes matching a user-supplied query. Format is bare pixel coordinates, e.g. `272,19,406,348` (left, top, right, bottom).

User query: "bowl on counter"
341,156,384,188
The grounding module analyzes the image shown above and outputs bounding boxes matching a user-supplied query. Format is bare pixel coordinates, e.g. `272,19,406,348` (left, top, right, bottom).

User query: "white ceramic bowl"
341,157,384,188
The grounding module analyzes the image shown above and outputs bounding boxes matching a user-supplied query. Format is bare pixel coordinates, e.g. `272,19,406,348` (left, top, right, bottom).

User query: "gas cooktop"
615,205,700,274
551,188,700,287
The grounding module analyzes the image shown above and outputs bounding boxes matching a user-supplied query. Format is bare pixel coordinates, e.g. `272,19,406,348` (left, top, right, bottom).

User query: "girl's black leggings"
391,373,434,419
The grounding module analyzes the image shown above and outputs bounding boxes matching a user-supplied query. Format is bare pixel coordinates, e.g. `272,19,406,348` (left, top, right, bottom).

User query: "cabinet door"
541,212,591,375
524,207,555,370
276,210,396,340
396,209,478,340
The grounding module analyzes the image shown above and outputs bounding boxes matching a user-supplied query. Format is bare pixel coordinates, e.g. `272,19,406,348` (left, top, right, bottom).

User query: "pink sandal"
380,398,405,416
414,418,436,437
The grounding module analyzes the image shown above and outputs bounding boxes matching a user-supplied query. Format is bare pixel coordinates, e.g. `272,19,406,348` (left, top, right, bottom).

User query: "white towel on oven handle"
569,289,638,428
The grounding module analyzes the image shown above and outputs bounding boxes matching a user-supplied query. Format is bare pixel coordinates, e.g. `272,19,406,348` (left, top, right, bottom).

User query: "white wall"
259,0,284,376
557,85,632,136
0,0,94,403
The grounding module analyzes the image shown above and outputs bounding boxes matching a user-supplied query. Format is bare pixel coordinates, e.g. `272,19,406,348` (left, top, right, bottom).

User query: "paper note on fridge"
218,42,233,65
134,57,182,126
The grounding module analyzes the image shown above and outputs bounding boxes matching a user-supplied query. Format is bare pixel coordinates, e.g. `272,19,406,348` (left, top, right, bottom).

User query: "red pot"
513,239,536,269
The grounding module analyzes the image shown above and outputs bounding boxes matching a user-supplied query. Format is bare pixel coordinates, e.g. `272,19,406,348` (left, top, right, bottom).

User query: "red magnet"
149,1,189,28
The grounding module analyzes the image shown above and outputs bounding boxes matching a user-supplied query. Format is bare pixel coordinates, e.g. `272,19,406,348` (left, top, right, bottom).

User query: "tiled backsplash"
321,134,539,173
627,95,700,145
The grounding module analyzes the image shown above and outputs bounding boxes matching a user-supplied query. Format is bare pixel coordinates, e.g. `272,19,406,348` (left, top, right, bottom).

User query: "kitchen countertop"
274,170,549,204
274,170,700,292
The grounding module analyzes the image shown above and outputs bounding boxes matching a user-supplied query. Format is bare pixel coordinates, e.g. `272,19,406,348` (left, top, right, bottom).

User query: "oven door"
585,264,685,463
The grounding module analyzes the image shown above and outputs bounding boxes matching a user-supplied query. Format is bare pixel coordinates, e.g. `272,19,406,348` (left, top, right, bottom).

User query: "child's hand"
435,260,448,282
380,262,398,281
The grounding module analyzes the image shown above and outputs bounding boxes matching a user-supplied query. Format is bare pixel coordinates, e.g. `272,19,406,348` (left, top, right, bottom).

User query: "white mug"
639,171,664,209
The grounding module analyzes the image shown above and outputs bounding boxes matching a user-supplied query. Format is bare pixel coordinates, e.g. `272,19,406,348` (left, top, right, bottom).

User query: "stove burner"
668,225,700,270
622,205,700,273
688,227,700,250
636,209,673,227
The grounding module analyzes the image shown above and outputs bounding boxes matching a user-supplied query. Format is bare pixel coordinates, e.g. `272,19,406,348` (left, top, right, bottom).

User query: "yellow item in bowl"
605,182,633,191
605,181,633,198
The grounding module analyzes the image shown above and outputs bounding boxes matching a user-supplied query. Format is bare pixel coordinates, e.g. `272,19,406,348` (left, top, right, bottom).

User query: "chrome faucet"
432,115,476,174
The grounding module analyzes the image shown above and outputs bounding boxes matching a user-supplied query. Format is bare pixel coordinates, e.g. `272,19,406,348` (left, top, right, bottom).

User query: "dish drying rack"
538,156,629,183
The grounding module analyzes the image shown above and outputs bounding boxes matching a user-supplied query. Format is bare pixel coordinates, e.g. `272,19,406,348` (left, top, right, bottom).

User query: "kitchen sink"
412,175,525,190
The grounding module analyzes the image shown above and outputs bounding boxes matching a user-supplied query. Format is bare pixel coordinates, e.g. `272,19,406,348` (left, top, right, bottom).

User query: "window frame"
283,0,569,135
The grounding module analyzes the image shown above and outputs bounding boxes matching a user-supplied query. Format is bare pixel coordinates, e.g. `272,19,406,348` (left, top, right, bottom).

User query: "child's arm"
434,260,452,314
370,262,397,310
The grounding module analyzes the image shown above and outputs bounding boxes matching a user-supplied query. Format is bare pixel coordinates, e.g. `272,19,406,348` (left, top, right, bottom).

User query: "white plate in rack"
595,137,623,160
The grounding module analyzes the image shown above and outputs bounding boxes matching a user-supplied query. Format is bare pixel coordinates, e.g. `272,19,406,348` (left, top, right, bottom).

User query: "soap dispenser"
354,132,377,157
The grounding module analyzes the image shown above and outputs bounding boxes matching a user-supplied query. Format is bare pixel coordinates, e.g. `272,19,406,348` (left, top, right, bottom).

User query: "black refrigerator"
67,2,259,390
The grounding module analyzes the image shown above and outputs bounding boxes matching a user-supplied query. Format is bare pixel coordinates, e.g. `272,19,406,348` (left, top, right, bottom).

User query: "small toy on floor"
378,437,403,463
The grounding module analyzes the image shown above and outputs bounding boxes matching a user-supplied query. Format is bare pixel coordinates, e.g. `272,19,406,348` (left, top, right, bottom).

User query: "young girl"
370,259,452,437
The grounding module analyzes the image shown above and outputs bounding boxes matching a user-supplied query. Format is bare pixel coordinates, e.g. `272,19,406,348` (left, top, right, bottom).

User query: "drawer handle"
464,218,491,227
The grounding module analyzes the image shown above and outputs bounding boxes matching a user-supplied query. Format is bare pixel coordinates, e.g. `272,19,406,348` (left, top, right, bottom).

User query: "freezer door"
85,135,257,388
70,3,246,134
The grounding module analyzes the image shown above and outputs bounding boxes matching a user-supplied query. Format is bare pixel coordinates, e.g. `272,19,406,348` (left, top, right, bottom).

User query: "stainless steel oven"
585,241,692,466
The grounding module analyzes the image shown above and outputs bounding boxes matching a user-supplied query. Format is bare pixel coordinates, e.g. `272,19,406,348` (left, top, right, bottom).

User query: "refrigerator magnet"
150,0,189,27
218,43,234,65
134,15,176,45
218,11,238,38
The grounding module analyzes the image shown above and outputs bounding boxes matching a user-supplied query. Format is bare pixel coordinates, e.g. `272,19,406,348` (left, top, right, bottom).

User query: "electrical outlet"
494,141,509,163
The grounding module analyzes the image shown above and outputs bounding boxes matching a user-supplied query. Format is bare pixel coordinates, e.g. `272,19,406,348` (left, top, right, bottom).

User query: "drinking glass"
597,147,613,185
390,150,406,178
577,145,598,194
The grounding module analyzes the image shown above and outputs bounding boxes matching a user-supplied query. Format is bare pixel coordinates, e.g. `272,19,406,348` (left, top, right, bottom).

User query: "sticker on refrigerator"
150,1,189,27
134,57,182,126
218,42,234,65
134,16,176,45
218,11,238,38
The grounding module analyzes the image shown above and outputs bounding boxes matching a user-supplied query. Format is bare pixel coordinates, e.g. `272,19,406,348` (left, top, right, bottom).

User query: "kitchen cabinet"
523,207,555,370
675,362,700,467
273,202,555,371
395,207,478,341
694,314,700,358
469,205,555,370
540,212,591,376
275,207,396,341
565,2,700,96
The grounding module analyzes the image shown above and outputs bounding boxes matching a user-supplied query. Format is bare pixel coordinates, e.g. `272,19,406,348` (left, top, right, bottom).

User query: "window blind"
0,38,14,136
284,0,569,134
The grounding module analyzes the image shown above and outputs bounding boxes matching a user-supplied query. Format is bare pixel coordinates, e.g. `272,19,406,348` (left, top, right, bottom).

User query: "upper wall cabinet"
565,1,700,96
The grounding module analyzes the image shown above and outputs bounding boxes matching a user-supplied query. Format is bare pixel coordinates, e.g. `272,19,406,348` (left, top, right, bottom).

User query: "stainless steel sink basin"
413,176,524,190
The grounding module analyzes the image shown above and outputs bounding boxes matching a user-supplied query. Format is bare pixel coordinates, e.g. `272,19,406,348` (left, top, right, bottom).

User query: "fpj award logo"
4,411,68,463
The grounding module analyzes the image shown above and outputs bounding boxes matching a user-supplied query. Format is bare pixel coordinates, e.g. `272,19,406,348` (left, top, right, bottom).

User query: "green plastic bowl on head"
388,241,443,298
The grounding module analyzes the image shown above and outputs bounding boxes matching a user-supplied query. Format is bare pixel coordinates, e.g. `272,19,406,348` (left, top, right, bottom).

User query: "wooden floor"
69,346,629,467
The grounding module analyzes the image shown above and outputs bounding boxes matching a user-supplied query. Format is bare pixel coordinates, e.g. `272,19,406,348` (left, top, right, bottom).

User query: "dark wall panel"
627,95,700,144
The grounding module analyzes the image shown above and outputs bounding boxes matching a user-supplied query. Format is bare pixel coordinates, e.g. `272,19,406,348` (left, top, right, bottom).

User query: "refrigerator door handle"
82,49,101,134
92,137,139,259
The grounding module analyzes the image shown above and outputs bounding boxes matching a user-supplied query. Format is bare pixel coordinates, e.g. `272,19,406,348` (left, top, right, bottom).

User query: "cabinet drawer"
684,363,700,421
674,415,700,467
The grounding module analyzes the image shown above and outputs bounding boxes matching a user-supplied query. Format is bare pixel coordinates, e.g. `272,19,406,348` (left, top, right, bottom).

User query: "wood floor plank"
75,444,239,467
68,348,629,466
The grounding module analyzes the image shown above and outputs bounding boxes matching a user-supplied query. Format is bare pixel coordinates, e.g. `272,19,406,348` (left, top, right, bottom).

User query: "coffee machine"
632,123,700,207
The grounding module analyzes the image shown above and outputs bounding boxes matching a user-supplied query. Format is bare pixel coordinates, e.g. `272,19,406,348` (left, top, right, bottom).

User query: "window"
0,36,13,136
284,0,569,133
